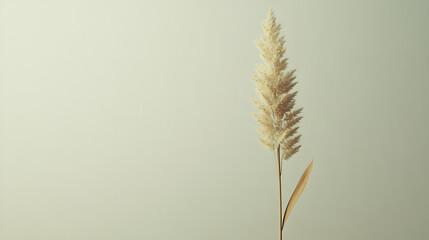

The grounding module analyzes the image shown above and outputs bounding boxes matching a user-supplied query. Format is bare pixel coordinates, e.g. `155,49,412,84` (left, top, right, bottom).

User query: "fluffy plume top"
251,8,302,160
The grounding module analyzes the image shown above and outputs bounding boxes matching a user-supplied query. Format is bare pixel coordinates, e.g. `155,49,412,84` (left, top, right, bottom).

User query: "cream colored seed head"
251,8,303,160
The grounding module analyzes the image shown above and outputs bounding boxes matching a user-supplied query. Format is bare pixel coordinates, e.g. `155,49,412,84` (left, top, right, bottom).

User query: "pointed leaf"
282,160,313,229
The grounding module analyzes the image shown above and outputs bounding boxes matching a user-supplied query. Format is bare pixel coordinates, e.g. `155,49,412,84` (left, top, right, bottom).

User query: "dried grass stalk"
251,8,313,240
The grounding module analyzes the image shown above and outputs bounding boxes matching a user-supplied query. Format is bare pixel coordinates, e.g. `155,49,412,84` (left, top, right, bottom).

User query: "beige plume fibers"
251,8,302,161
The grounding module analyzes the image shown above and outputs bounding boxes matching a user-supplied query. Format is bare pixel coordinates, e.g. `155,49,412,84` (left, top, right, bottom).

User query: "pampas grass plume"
251,8,302,161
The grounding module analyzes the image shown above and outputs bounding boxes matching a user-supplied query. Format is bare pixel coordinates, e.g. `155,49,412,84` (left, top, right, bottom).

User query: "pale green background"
1,0,429,239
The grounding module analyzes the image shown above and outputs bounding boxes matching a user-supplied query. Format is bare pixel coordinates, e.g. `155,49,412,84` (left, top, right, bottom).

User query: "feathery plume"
251,8,302,161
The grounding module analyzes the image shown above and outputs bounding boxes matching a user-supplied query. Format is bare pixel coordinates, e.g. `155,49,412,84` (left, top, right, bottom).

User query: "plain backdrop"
1,0,429,239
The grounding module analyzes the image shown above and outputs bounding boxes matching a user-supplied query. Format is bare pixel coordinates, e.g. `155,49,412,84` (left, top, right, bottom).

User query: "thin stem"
276,146,282,240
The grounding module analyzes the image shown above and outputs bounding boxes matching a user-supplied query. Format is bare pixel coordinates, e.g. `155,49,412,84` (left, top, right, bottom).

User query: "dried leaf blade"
282,159,313,229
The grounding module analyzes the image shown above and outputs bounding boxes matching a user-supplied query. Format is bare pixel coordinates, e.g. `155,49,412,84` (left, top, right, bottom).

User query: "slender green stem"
276,146,282,240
